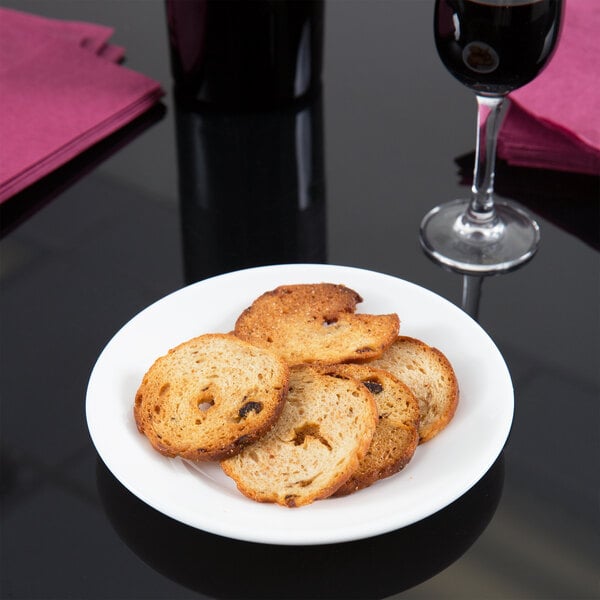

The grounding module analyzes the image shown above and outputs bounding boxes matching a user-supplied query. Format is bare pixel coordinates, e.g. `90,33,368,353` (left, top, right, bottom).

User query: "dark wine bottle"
166,0,324,108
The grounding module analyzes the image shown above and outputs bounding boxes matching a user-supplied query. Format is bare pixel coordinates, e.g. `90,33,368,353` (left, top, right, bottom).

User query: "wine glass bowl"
420,0,563,274
434,0,562,96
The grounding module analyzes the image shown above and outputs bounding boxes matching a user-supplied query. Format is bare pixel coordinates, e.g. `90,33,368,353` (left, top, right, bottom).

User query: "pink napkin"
498,0,600,175
0,8,164,203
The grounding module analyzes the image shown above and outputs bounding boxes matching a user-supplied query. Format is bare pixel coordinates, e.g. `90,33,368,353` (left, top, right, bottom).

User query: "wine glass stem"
469,95,509,224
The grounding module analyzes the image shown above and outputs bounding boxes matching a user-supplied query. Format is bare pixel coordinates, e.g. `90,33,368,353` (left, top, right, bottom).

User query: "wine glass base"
419,199,540,275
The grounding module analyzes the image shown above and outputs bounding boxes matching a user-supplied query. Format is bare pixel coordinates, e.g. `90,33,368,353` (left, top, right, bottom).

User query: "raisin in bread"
234,283,399,365
367,336,458,443
134,333,289,461
220,364,378,507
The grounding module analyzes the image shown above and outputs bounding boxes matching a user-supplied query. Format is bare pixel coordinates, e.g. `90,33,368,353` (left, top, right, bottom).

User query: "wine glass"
420,0,563,274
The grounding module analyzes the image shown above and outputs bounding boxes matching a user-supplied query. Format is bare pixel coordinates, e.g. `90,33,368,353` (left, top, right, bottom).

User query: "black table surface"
1,1,599,599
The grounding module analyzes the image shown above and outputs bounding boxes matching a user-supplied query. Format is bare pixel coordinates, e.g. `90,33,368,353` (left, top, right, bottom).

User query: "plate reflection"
97,454,504,599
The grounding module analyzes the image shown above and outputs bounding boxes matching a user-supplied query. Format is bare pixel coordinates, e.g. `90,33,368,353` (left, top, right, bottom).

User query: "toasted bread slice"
368,336,458,443
220,364,378,507
134,333,289,461
317,363,419,496
234,283,399,365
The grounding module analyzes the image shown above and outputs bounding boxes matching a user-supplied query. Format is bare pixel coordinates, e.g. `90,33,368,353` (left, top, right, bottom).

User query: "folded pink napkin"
0,8,164,203
498,0,600,175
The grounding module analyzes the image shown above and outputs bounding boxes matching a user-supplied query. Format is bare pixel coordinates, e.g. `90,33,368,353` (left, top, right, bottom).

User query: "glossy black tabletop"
1,1,598,599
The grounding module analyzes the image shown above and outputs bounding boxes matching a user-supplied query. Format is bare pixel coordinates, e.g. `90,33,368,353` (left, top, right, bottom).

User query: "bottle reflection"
174,90,327,283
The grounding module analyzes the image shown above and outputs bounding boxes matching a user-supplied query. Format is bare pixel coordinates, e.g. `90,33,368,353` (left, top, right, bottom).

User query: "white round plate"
86,263,513,545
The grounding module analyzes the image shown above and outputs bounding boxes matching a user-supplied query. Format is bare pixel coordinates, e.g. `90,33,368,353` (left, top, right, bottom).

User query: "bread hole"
159,383,170,397
198,398,215,412
355,346,374,354
294,475,319,488
292,423,332,450
323,317,338,326
324,372,348,381
154,405,161,414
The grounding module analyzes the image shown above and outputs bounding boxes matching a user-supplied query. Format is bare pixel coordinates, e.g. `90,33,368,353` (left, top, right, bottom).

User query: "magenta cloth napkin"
0,8,164,203
498,0,600,175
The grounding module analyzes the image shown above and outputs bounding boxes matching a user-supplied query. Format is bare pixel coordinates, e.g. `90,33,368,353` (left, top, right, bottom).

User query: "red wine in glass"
420,0,563,274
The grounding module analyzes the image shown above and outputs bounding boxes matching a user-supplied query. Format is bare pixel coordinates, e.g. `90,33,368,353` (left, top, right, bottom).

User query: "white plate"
86,263,513,545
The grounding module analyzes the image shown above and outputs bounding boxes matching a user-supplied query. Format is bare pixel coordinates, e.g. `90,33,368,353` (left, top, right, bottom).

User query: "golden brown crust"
316,363,420,496
220,364,379,507
132,283,461,507
134,333,289,461
234,283,399,365
367,336,459,443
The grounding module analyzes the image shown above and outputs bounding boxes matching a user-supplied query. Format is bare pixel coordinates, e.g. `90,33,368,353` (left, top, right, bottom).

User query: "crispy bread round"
234,283,399,365
318,363,420,496
220,364,378,507
134,333,289,461
368,336,459,443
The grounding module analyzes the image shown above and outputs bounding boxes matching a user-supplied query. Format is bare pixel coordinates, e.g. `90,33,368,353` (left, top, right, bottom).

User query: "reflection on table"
455,152,599,252
0,104,166,238
97,454,504,600
174,89,327,283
